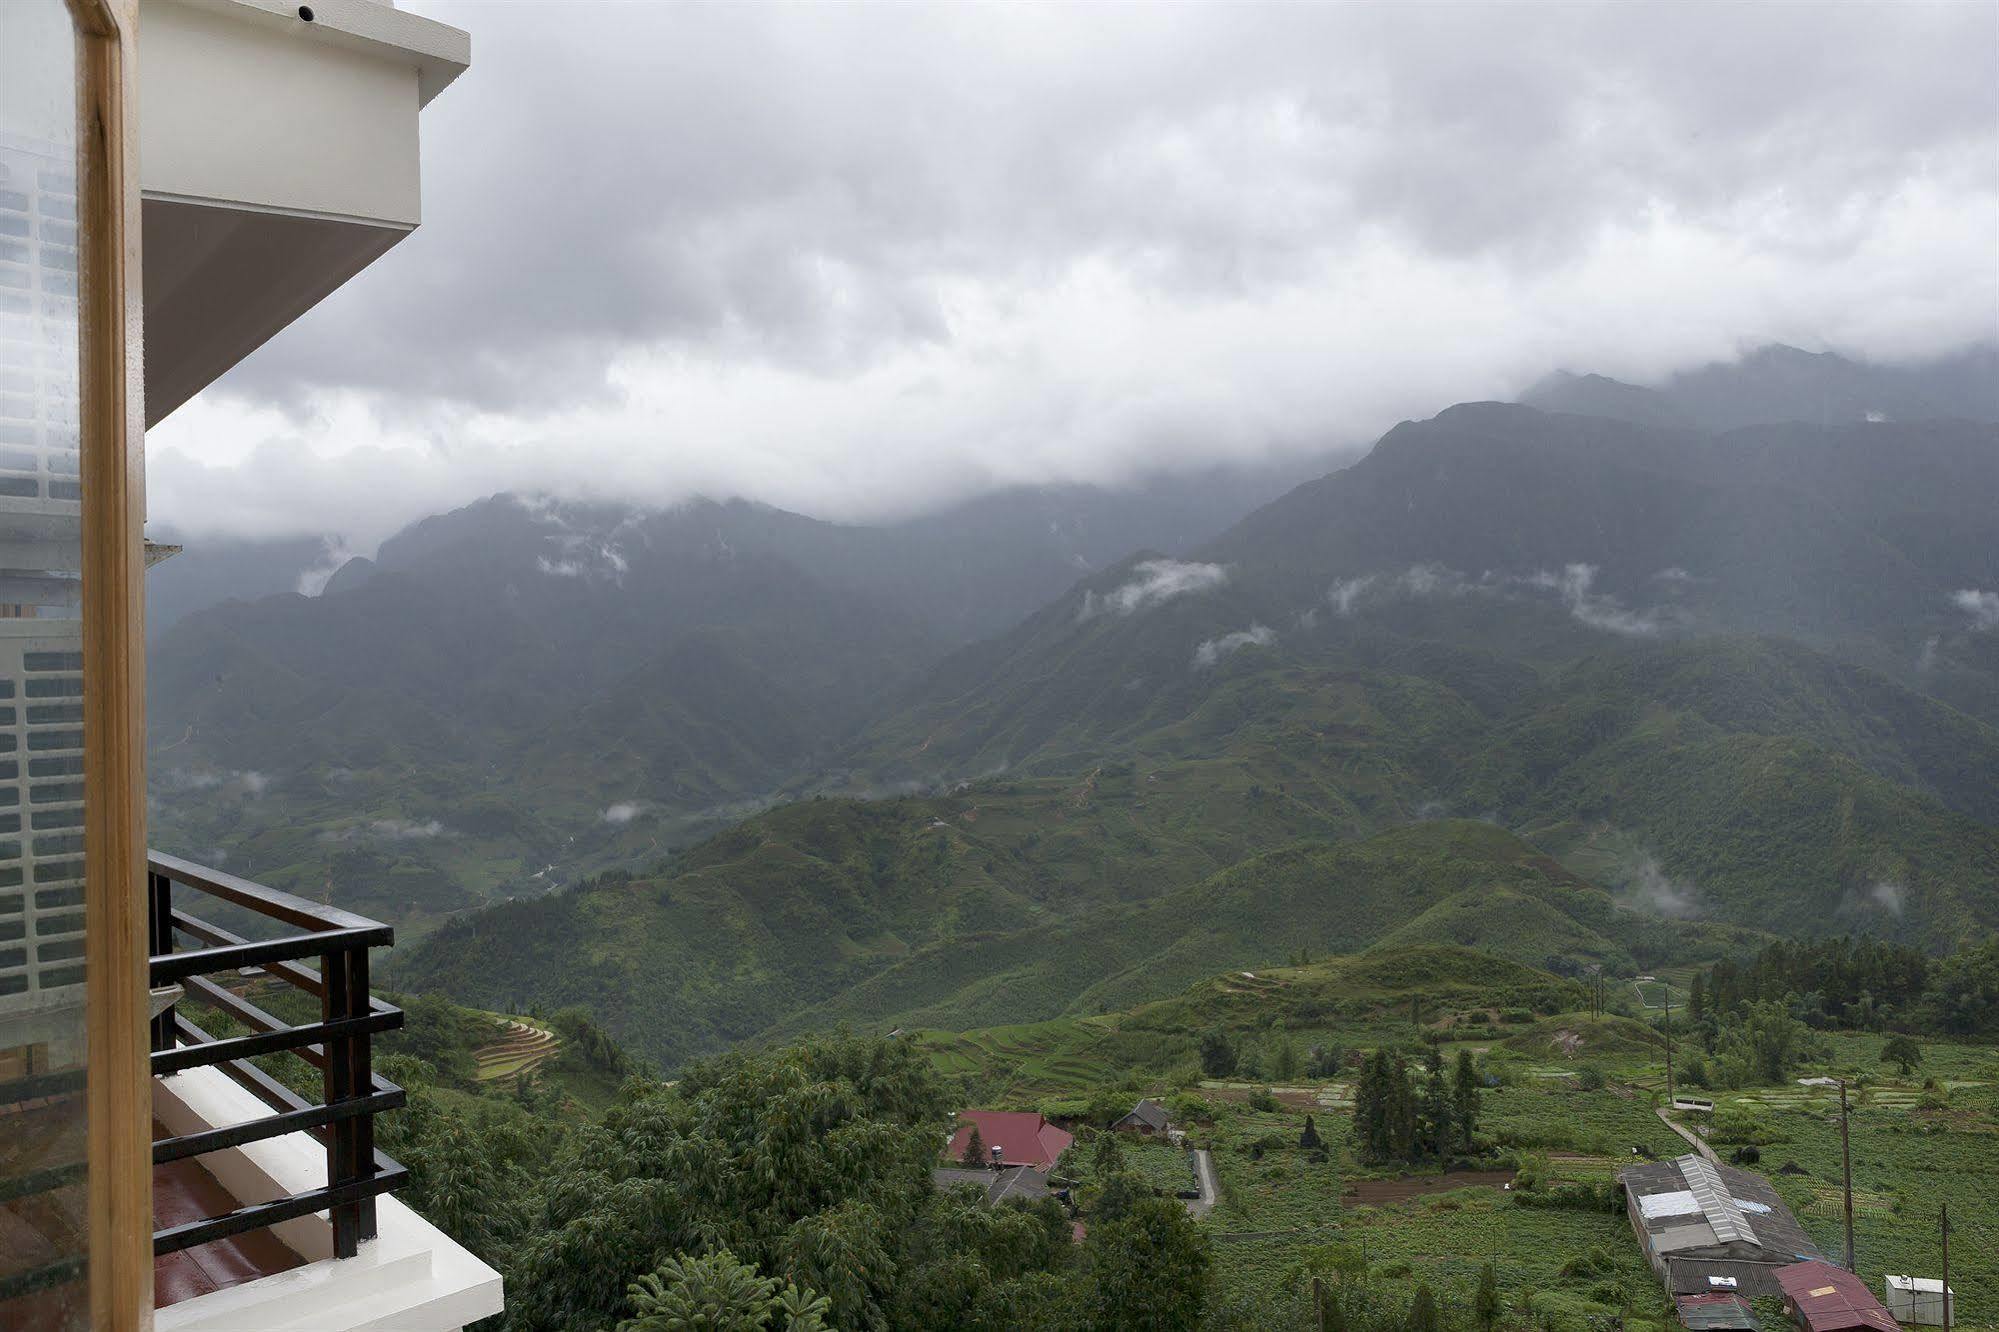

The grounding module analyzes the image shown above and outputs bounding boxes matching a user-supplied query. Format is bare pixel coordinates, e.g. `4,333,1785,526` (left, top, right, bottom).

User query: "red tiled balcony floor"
151,1120,304,1309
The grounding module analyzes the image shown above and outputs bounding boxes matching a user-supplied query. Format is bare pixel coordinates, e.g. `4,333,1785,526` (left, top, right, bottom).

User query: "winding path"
1656,1106,1718,1163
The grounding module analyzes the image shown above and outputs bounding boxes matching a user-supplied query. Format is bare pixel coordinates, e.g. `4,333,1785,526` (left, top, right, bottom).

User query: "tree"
617,1249,830,1332
1352,1050,1420,1163
1306,1043,1344,1079
1419,1062,1454,1158
1688,971,1706,1025
1091,1129,1127,1178
1880,1034,1923,1077
1935,941,1999,1035
1299,1114,1322,1150
1199,1028,1239,1079
961,1125,988,1167
1085,1196,1210,1331
1271,1032,1300,1081
1407,1284,1442,1332
1452,1050,1482,1151
1476,1262,1500,1330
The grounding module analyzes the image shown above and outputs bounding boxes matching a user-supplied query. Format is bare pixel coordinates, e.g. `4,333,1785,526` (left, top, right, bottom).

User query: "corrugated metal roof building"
1676,1293,1761,1331
1776,1261,1900,1332
1619,1154,1825,1299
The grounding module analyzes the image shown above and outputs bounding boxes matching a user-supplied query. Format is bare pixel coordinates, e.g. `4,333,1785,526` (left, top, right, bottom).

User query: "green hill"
914,943,1589,1098
397,816,1718,1070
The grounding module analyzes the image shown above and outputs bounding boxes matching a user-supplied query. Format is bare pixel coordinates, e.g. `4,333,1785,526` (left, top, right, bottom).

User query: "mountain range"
146,343,1999,1063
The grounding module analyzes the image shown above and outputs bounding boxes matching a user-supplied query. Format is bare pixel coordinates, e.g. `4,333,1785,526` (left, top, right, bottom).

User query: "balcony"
0,853,501,1330
147,851,407,1268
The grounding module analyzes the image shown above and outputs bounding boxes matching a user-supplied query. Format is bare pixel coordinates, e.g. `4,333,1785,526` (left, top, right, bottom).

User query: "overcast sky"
147,0,1999,547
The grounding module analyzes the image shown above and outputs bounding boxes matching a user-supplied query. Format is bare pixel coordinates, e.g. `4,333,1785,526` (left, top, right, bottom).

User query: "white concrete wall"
139,0,422,225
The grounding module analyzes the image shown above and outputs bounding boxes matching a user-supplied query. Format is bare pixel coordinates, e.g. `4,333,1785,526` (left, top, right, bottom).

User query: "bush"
1558,1246,1619,1280
1711,1109,1786,1146
1513,1180,1622,1213
1247,1087,1280,1113
1574,1065,1606,1091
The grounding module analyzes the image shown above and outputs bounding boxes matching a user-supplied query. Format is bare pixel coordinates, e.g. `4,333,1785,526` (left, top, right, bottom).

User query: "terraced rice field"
472,1020,560,1087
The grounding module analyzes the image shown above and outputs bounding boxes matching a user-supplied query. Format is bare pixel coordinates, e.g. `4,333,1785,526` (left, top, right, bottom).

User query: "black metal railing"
147,851,407,1260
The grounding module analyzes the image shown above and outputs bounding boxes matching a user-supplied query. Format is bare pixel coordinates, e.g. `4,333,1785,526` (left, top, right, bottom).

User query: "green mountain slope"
395,816,1736,1070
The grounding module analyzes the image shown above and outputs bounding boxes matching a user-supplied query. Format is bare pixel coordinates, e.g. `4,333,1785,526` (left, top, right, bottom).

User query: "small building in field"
1775,1261,1898,1332
1676,1293,1760,1331
1110,1098,1170,1134
1619,1153,1824,1299
1883,1275,1954,1327
946,1110,1075,1169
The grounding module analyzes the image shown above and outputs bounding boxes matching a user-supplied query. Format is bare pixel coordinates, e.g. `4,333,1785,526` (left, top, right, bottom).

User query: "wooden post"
1313,1275,1325,1332
69,0,153,1326
324,951,359,1258
1839,1079,1854,1273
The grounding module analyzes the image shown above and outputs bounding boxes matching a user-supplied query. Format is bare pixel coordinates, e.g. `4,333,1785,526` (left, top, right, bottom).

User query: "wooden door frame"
67,0,152,1326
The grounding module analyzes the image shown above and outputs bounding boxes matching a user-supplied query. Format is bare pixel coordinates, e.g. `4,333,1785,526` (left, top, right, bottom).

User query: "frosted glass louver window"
0,130,84,1027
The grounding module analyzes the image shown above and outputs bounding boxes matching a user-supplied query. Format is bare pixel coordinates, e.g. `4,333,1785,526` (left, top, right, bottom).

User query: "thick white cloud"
145,0,1999,546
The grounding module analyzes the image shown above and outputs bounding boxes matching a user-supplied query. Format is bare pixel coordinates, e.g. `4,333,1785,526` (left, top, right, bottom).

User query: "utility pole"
1663,982,1674,1108
1839,1078,1855,1273
1940,1203,1950,1332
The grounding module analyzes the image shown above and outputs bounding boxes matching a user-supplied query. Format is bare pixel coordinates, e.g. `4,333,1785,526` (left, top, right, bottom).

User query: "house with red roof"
1775,1262,1899,1332
945,1110,1074,1169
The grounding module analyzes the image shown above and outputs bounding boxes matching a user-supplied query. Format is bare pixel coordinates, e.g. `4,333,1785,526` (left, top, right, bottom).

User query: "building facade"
0,3,496,1328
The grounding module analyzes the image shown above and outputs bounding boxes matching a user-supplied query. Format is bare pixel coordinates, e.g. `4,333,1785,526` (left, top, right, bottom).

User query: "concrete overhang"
138,0,468,425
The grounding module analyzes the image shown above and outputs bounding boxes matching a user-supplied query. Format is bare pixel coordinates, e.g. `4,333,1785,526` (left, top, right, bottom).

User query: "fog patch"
1329,563,1467,615
1549,564,1669,637
601,801,644,825
1192,623,1275,669
1080,559,1228,619
297,537,361,596
1615,853,1703,919
319,818,449,843
158,767,270,798
1952,589,1999,631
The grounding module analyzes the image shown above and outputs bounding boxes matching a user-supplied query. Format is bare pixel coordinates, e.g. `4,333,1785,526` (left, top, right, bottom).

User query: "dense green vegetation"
380,1031,1224,1332
1697,935,1999,1037
397,819,1727,1070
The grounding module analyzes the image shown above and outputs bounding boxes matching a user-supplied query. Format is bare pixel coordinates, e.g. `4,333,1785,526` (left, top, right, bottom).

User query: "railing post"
323,948,359,1258
146,869,175,1054
350,946,377,1242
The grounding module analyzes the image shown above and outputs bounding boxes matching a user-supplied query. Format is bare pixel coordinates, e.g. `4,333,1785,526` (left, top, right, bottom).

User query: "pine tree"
1452,1049,1481,1151
1689,971,1707,1024
1387,1054,1419,1160
1300,1114,1322,1150
1476,1262,1500,1330
1420,1061,1453,1159
1351,1050,1390,1162
960,1124,987,1167
1407,1284,1441,1332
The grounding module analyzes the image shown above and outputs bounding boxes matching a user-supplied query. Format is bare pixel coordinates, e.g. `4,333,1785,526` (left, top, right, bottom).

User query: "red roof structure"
1775,1262,1898,1332
945,1110,1074,1169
